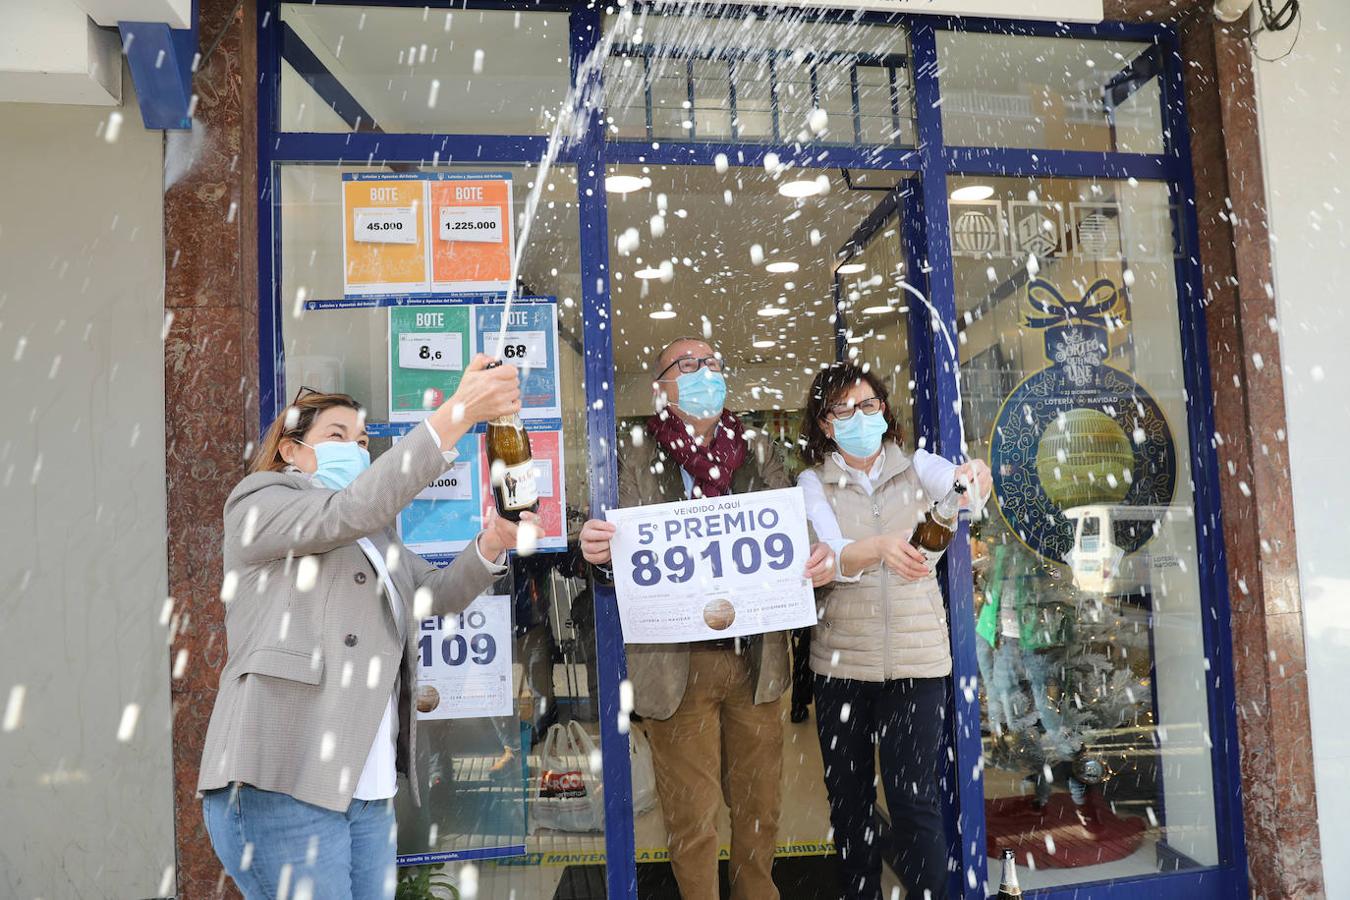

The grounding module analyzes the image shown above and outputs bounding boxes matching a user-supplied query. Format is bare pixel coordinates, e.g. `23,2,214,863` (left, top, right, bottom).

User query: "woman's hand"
954,459,993,506
803,542,836,587
442,354,522,427
878,532,931,582
579,518,617,565
477,508,540,562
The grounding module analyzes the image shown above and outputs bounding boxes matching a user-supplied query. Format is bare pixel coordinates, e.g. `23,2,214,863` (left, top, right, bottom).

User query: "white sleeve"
912,449,958,502
797,468,863,584
421,419,462,466
473,534,510,574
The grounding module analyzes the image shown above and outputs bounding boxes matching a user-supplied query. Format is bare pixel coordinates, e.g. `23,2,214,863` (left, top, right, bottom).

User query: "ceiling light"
649,309,677,320
950,184,995,202
778,179,822,199
861,305,895,315
837,262,866,275
752,339,777,349
757,307,790,317
765,261,800,274
606,174,649,193
635,267,664,279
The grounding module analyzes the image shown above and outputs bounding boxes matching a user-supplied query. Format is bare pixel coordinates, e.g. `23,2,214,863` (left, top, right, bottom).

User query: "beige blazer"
810,441,953,682
617,425,792,720
197,424,499,813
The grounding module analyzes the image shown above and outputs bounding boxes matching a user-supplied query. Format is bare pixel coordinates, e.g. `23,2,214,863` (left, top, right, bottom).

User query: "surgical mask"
671,367,727,420
301,440,371,490
831,409,888,458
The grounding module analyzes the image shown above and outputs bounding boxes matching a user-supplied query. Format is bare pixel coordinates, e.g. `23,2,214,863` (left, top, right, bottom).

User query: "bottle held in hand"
909,481,966,565
995,848,1023,898
486,411,539,522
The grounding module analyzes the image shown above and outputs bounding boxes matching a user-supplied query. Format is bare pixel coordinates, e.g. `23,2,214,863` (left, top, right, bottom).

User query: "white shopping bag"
628,723,658,815
532,721,605,833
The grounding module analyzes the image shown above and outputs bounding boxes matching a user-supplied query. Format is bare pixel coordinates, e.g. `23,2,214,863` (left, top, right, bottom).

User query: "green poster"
388,306,472,422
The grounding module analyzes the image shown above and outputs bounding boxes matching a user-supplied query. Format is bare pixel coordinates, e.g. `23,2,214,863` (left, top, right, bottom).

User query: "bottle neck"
933,483,965,523
490,412,524,428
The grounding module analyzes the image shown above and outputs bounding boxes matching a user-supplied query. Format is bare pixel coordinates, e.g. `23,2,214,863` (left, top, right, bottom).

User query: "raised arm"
226,425,454,564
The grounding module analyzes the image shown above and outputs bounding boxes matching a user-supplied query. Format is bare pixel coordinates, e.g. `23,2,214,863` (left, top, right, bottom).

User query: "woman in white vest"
797,363,991,900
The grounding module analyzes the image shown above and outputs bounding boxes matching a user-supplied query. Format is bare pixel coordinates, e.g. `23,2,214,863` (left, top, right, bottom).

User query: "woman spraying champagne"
797,363,991,900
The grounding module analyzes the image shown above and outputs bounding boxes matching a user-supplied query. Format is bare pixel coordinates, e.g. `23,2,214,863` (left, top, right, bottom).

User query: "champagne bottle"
909,481,966,564
486,412,539,522
996,848,1023,898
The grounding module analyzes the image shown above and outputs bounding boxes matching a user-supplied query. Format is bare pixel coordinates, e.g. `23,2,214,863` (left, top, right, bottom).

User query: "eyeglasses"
826,397,885,421
291,384,321,406
656,355,725,380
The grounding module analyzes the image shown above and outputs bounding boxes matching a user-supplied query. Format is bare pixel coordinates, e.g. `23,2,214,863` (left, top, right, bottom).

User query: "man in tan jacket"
581,337,833,900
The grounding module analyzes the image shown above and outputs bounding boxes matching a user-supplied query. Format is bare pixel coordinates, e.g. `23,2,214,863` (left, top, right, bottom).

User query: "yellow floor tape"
495,840,836,868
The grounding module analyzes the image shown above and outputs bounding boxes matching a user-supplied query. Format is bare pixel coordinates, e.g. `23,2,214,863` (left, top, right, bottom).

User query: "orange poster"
428,173,515,294
342,174,429,296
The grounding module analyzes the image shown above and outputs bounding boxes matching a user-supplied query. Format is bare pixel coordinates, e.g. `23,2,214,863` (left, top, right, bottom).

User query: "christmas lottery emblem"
990,278,1177,564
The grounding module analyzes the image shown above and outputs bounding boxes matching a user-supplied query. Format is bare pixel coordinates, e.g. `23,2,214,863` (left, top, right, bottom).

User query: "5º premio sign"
989,278,1176,564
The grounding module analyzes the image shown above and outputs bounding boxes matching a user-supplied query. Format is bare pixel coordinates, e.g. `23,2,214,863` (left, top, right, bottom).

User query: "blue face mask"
831,409,888,458
302,440,371,490
672,367,727,420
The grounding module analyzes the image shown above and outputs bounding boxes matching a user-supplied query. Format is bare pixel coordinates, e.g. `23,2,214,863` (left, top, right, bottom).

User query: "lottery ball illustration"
702,599,737,631
1035,408,1133,510
416,685,440,714
953,210,998,254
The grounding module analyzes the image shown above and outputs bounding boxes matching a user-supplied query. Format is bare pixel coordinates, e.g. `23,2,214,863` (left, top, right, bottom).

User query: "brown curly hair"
799,363,904,467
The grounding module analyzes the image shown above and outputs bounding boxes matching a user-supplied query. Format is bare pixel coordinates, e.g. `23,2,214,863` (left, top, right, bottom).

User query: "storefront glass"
937,31,1166,154
279,4,571,134
257,5,1241,897
604,10,915,146
275,160,609,893
950,174,1218,887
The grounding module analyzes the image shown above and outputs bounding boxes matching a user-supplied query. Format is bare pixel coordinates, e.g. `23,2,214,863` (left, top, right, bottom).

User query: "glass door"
603,161,925,897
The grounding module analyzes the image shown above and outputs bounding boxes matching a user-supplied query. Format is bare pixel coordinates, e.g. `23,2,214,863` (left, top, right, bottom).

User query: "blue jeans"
202,785,396,900
976,636,1069,752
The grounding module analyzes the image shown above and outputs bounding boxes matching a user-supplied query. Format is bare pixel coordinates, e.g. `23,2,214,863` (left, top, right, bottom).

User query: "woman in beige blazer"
798,362,991,900
199,355,531,900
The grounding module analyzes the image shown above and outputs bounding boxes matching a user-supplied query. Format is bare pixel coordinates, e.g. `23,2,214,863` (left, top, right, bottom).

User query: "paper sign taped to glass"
605,486,816,644
414,594,513,721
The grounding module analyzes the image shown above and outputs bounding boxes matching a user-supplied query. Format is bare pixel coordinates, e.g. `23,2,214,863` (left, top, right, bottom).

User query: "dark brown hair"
249,390,363,474
799,363,904,467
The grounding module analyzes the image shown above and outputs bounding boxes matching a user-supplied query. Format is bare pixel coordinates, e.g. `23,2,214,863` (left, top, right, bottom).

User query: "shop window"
274,161,611,893
937,32,1166,154
603,10,915,146
955,175,1217,887
278,4,571,135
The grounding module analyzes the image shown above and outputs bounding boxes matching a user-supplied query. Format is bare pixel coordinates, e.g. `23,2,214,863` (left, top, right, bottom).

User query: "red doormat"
985,793,1146,869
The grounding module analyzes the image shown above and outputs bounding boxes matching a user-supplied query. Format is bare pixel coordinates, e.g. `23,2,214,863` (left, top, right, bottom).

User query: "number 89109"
630,534,794,587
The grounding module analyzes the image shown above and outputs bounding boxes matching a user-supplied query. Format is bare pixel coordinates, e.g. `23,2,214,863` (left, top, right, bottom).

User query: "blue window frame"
255,4,1246,898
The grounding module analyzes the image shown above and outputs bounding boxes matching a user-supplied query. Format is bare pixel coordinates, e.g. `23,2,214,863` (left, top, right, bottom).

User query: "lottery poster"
429,172,514,294
473,301,561,419
388,305,473,423
397,431,484,557
605,487,816,644
414,594,514,721
342,174,429,296
480,428,566,553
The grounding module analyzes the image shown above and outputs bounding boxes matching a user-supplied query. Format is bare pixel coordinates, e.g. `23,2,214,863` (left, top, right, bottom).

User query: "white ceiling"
600,163,903,376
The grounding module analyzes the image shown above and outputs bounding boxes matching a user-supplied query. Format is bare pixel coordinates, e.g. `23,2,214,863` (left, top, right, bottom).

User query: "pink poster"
480,428,565,552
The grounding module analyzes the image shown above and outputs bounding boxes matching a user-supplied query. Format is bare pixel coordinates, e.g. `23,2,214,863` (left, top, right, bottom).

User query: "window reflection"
955,175,1216,887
